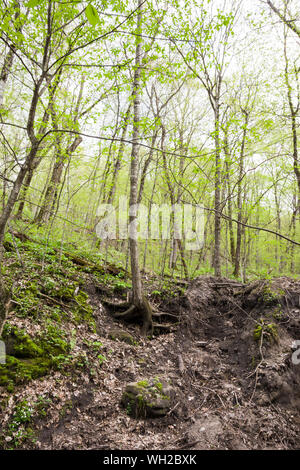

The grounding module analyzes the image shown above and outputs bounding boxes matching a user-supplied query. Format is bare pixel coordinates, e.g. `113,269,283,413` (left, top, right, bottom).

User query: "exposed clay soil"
1,275,300,450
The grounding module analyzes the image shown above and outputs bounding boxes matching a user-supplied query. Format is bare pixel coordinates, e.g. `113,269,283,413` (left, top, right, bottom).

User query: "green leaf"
26,0,42,7
85,4,100,27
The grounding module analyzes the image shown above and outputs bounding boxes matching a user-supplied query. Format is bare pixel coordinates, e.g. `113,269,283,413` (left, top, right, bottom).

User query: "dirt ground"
1,275,299,450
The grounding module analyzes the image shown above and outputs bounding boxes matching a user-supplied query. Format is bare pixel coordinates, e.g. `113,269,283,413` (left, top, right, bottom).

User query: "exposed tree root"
113,304,138,319
105,296,154,336
103,290,181,336
152,322,176,330
152,311,179,319
101,299,131,311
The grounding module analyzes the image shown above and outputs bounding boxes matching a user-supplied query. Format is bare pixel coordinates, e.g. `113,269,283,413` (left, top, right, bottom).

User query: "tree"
266,0,300,38
173,0,239,276
104,0,153,335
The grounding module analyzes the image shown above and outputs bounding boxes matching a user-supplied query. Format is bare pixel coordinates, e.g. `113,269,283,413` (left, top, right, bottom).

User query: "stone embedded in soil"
108,329,136,345
188,415,224,450
121,378,173,418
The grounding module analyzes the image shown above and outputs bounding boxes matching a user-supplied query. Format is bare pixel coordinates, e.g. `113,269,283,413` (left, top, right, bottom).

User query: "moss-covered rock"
108,329,137,345
0,356,54,390
2,325,43,358
121,377,173,418
0,323,72,390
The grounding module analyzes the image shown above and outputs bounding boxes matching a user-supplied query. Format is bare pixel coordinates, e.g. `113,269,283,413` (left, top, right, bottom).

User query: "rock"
3,328,43,358
121,378,173,418
188,415,223,449
108,329,136,345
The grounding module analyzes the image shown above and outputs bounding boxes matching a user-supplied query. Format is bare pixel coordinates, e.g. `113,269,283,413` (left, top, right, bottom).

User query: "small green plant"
126,402,132,416
6,400,36,448
151,290,161,296
59,400,73,418
137,379,149,388
260,284,284,307
83,339,103,352
97,353,106,365
9,400,34,429
272,306,284,320
35,395,52,417
153,377,163,392
254,319,278,343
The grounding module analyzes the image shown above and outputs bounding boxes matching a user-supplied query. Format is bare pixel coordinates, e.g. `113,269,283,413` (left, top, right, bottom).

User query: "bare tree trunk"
107,102,132,204
0,1,21,110
35,136,82,224
284,28,300,202
233,109,249,277
213,100,222,277
223,131,235,263
127,0,152,335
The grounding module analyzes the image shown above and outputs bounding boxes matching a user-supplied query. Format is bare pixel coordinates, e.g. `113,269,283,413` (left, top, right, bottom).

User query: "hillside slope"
0,236,299,450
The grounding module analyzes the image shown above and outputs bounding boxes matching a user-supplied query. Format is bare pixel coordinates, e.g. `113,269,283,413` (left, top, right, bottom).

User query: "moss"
2,325,43,358
2,323,70,358
123,390,146,418
72,290,95,328
58,287,75,302
0,323,72,389
254,319,278,343
260,283,284,307
108,329,137,345
38,323,71,356
121,378,172,418
0,356,54,388
153,377,163,392
137,379,149,388
12,281,40,318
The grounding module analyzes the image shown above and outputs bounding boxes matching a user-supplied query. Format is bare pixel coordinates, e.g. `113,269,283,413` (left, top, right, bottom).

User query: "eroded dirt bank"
1,274,299,450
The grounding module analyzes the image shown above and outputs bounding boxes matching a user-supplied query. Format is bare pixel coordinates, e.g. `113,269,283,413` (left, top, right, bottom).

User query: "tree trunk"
0,1,21,110
213,102,222,277
128,0,152,335
35,136,82,224
233,109,249,277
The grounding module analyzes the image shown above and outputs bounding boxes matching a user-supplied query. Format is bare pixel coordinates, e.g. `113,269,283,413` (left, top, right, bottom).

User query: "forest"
0,0,299,453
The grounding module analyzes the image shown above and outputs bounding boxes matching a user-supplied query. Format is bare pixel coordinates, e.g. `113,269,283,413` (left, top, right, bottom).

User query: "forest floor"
0,234,299,450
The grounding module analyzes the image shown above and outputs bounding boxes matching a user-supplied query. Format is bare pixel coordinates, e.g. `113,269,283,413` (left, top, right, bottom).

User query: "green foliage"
2,324,43,358
0,355,54,390
137,379,149,388
85,4,100,26
35,395,52,417
260,285,283,307
26,0,43,7
97,353,106,365
6,399,36,448
253,319,278,343
38,323,71,356
4,395,52,448
12,281,40,318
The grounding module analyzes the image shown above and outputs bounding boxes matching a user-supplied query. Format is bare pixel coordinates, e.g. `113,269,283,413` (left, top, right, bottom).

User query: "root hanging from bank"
102,289,183,335
103,296,157,336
